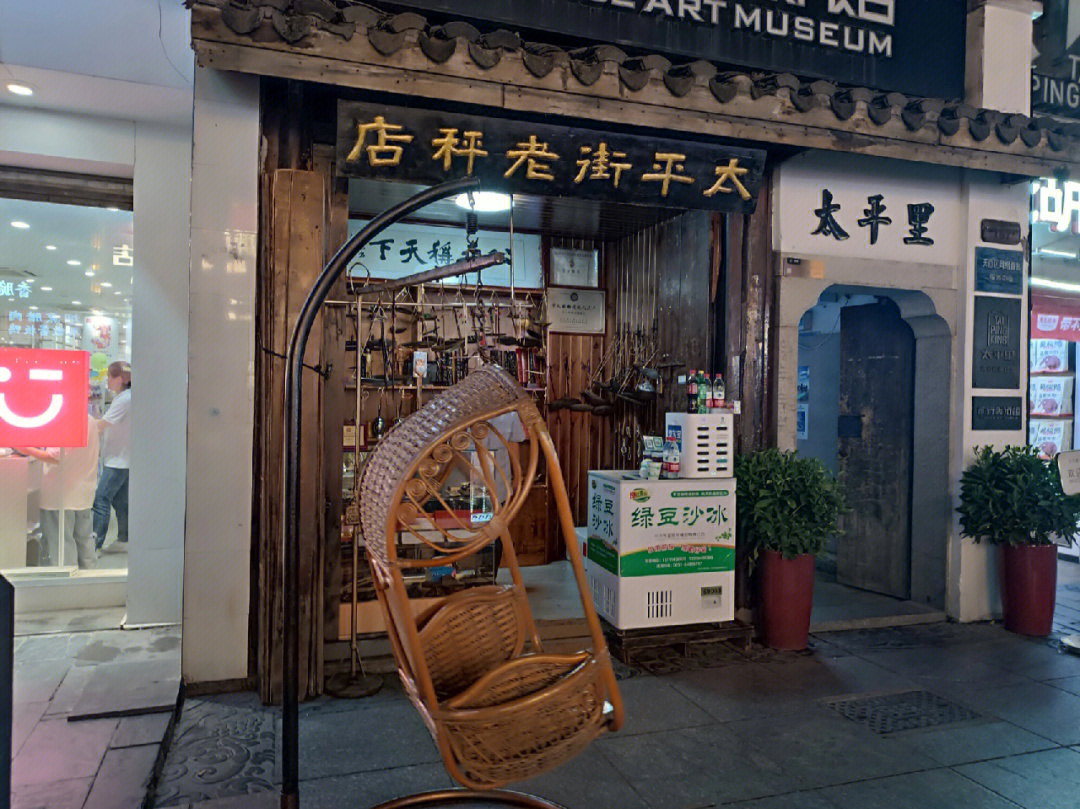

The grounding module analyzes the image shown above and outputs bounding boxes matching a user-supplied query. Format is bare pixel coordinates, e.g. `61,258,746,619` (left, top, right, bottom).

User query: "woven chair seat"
417,585,530,699
435,656,607,788
357,365,623,791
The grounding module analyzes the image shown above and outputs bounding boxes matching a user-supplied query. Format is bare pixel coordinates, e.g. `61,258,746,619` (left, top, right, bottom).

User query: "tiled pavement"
145,561,1080,809
11,621,180,809
13,561,1080,809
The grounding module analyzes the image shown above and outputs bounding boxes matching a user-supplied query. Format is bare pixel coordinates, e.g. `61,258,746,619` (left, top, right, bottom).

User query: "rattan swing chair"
357,364,625,809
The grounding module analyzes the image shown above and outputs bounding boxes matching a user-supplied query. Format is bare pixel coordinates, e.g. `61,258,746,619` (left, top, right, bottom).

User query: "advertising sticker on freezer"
585,470,735,629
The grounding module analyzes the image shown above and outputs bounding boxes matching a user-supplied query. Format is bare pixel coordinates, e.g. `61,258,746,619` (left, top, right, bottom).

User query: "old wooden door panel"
837,299,914,599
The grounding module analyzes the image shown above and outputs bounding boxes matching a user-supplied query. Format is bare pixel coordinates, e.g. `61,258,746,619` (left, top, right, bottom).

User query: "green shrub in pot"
735,448,848,564
958,444,1080,636
958,445,1080,546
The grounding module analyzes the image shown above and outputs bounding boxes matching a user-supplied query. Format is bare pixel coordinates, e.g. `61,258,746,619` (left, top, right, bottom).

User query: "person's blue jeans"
93,466,129,549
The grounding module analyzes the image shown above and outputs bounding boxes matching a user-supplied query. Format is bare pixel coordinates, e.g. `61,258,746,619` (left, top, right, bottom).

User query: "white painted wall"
0,103,193,628
966,0,1041,114
127,121,193,627
949,177,1031,622
181,66,259,684
772,150,1030,622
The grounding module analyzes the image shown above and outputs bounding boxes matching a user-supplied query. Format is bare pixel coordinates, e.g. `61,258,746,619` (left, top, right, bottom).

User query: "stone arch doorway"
791,284,952,611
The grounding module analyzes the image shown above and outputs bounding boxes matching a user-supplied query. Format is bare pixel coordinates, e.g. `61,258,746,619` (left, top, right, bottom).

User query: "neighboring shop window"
1030,178,1080,462
0,196,133,570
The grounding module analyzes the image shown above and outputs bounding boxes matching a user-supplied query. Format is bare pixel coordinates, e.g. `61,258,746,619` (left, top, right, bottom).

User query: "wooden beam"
191,10,1079,178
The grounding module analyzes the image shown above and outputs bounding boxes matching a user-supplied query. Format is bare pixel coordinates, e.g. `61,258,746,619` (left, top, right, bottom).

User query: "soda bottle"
686,369,698,413
697,372,709,414
713,373,726,409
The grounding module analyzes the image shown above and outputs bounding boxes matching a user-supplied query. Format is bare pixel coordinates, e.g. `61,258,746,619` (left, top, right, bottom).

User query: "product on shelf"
1029,375,1074,417
1029,417,1072,459
1030,339,1069,373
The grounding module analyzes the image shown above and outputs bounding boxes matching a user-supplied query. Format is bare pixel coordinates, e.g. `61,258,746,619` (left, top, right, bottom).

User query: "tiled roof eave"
190,1,1080,178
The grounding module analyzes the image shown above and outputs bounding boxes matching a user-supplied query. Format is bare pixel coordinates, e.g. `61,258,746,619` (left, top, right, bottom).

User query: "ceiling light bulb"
40,286,52,292
71,300,81,305
10,220,29,229
6,83,33,96
100,281,112,287
454,191,512,213
67,260,81,266
85,270,94,277
45,245,56,250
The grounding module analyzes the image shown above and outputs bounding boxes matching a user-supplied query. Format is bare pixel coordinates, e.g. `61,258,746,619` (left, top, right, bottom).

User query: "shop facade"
185,0,1079,692
0,2,193,627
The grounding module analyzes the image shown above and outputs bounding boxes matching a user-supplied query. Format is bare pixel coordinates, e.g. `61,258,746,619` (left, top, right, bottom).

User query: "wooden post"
257,168,327,703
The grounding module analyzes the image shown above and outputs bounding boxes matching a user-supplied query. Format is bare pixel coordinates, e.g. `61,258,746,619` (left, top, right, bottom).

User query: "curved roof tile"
193,0,1080,163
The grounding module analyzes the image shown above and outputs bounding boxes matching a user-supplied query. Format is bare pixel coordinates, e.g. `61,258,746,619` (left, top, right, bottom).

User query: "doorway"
796,286,950,629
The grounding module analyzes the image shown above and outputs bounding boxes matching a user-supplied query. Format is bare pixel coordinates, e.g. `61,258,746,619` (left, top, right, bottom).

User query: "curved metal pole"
282,176,480,809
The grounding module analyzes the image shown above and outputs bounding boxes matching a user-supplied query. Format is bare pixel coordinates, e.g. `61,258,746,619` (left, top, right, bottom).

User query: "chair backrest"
357,365,624,789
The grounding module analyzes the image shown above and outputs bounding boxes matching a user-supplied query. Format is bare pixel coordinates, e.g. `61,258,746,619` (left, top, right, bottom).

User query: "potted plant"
957,445,1080,636
736,448,847,650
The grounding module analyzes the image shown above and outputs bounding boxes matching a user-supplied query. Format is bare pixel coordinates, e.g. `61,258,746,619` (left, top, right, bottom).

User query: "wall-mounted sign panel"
346,219,543,288
974,248,1024,296
1032,0,1080,118
774,151,963,267
337,102,766,214
972,296,1022,390
971,396,1023,431
547,288,606,334
387,0,966,98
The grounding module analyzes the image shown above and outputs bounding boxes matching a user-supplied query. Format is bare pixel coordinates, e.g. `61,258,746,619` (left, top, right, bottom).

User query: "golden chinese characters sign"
337,102,766,214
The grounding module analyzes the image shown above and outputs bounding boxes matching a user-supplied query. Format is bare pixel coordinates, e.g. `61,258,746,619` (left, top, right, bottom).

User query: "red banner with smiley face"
0,348,90,448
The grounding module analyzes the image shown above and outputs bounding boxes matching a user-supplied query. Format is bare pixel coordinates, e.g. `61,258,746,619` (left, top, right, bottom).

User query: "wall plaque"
971,396,1023,431
974,247,1024,295
972,296,1021,390
979,219,1022,246
547,287,606,334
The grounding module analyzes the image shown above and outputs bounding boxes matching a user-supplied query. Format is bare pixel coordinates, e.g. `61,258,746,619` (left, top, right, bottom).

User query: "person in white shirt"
16,412,100,568
93,361,131,552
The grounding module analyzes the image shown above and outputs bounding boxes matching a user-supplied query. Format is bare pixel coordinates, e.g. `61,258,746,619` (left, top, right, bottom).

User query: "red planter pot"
759,550,816,650
997,544,1058,636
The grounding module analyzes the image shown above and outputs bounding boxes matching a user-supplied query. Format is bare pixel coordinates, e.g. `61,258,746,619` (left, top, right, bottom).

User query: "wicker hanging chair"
358,365,624,806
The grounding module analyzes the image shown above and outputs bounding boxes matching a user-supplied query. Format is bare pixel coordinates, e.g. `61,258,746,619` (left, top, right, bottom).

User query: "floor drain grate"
826,690,980,734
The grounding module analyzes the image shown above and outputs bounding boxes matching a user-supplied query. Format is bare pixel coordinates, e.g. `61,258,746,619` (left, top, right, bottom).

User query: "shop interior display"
1029,338,1075,460
338,273,549,635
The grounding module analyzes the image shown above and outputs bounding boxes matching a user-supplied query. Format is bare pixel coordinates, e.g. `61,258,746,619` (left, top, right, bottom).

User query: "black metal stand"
282,177,498,808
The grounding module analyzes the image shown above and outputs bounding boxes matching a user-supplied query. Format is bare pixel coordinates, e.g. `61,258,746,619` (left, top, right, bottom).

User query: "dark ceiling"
347,179,683,241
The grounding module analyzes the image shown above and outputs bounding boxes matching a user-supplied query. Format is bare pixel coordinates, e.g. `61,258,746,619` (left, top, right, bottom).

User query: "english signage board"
386,0,966,98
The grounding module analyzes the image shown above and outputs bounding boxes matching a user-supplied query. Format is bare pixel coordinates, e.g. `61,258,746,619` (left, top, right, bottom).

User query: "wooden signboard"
337,102,767,214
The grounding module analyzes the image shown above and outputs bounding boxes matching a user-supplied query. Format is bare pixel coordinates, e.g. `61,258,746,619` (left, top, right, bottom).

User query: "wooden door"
837,299,914,599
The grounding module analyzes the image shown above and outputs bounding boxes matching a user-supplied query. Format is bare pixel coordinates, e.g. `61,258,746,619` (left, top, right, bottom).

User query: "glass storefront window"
0,197,133,575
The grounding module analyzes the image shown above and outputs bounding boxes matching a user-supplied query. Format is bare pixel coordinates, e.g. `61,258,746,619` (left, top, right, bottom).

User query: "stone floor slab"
953,747,1080,809
819,768,1020,809
69,657,180,720
600,723,799,807
112,711,174,747
83,744,161,809
902,719,1054,766
11,776,93,809
12,715,117,786
724,709,939,791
